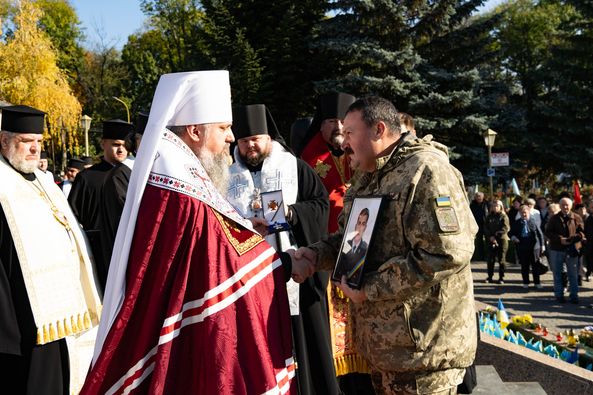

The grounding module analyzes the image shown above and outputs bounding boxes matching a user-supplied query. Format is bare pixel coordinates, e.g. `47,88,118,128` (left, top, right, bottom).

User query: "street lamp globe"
81,114,92,131
483,128,497,148
81,114,92,156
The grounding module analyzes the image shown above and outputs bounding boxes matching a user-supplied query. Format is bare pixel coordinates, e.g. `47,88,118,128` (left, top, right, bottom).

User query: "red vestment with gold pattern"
300,132,351,234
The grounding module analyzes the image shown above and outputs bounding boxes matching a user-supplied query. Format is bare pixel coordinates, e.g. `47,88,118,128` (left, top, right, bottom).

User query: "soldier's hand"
288,249,315,283
335,276,367,303
294,247,317,266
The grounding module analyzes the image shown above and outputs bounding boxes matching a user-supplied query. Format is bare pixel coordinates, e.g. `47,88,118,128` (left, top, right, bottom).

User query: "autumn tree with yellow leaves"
0,0,82,159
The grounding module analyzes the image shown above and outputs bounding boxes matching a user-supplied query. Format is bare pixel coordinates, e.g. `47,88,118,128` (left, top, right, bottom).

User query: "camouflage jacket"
484,211,510,241
310,133,478,390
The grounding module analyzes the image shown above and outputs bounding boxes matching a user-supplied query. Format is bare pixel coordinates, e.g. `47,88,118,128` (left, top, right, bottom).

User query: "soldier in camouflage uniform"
292,96,478,394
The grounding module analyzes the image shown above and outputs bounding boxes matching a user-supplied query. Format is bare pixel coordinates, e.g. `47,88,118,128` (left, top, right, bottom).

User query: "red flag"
573,180,582,204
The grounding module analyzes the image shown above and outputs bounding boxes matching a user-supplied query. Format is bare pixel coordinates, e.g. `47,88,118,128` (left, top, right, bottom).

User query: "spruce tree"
536,1,593,181
311,0,498,180
202,0,326,131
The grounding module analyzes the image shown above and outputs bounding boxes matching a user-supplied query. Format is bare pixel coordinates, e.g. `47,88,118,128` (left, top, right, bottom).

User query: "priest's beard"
240,149,270,167
5,145,39,174
197,148,230,194
329,132,344,150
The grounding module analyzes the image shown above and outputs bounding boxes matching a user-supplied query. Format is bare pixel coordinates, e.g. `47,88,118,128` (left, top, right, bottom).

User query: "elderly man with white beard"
0,105,102,394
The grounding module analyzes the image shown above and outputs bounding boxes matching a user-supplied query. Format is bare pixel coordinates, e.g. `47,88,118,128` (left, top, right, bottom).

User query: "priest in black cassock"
58,158,86,198
227,104,339,395
0,105,102,394
99,112,148,284
68,119,133,290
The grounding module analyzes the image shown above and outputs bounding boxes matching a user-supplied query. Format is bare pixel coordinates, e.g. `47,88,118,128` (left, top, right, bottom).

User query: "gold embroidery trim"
213,211,263,255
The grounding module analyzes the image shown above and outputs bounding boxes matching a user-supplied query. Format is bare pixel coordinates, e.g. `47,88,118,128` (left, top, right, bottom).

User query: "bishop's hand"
249,217,269,236
287,248,316,283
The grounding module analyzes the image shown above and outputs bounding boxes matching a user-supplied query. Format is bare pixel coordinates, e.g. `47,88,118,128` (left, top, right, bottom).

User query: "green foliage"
122,0,263,113
204,0,326,130
122,0,325,133
0,0,82,157
313,0,498,182
121,30,168,112
34,0,85,77
533,0,593,181
77,45,131,124
200,1,262,104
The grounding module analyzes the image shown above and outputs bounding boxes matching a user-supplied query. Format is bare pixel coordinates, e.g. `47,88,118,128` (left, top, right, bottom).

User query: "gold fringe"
64,318,72,336
43,325,49,344
71,315,79,333
334,353,371,376
57,320,65,338
83,311,91,329
334,287,346,299
49,323,57,342
35,310,95,345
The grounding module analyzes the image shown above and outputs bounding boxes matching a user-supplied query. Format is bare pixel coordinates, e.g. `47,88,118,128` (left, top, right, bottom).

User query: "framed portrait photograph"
260,190,291,234
332,196,384,289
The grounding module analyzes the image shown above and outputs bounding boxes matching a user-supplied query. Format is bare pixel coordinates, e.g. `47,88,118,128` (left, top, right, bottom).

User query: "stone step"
464,365,547,395
503,382,547,394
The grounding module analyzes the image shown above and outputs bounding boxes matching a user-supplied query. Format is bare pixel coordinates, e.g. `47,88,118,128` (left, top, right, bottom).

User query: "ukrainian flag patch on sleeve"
435,196,452,207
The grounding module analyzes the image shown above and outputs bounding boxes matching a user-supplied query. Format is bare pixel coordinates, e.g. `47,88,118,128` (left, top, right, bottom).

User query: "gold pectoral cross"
314,159,331,179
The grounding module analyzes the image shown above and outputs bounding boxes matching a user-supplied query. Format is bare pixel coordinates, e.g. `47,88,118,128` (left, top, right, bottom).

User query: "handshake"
286,247,317,283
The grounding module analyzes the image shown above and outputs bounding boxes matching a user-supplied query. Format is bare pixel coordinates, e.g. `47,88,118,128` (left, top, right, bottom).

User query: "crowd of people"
1,71,482,395
471,191,593,306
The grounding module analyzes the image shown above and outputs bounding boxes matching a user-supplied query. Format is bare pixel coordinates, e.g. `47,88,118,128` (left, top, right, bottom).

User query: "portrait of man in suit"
336,207,369,284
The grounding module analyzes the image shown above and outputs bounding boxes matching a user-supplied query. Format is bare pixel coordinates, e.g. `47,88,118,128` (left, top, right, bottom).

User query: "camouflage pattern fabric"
371,368,464,394
310,133,478,394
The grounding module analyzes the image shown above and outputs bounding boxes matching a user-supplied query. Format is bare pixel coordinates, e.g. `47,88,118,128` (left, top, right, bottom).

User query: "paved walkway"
471,260,593,334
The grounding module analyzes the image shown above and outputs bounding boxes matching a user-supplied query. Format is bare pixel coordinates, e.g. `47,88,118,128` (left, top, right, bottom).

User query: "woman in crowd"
510,204,545,289
484,200,510,284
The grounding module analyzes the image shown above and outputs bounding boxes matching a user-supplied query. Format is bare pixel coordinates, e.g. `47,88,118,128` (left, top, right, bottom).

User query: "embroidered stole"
0,156,103,393
227,141,301,314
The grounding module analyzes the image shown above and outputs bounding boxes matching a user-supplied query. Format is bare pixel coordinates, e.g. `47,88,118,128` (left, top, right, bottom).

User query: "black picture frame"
260,189,291,234
332,196,384,289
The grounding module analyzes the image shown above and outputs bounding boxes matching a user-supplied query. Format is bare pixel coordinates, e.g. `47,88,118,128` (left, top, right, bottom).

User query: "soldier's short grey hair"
346,96,401,135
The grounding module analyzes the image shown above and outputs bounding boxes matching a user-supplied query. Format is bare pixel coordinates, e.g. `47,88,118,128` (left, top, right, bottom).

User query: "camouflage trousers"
370,368,465,395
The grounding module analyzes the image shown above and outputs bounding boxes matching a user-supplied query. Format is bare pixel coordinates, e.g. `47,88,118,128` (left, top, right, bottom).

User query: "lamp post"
483,128,497,199
112,96,130,123
81,114,92,156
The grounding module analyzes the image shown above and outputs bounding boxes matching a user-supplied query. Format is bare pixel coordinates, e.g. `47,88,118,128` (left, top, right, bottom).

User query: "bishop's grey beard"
197,149,230,194
5,144,39,174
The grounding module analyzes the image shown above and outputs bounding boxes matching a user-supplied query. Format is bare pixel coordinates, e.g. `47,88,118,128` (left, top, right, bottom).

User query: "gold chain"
29,178,72,231
330,153,348,185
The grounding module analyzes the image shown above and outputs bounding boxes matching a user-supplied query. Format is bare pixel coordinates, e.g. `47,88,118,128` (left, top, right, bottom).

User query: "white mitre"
168,70,232,126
